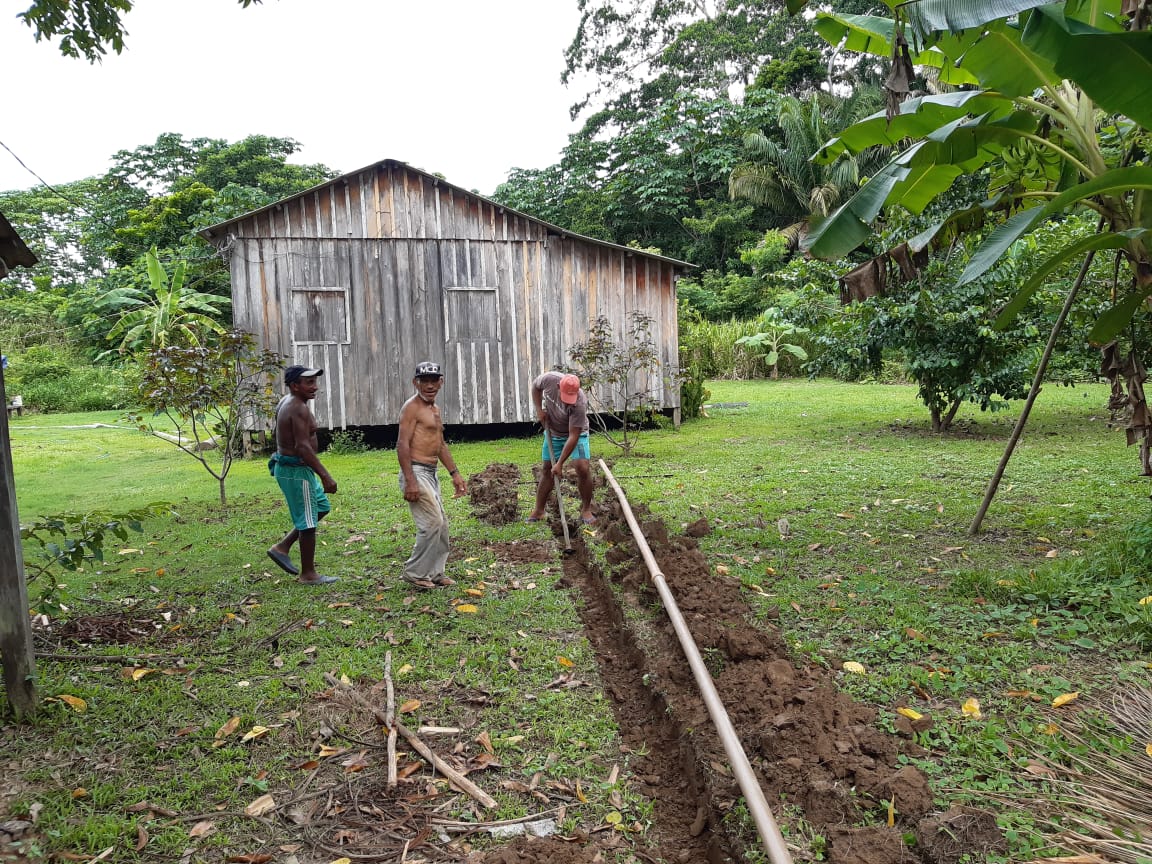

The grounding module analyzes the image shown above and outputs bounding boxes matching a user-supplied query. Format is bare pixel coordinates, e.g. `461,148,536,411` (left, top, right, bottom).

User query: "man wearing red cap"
526,370,595,525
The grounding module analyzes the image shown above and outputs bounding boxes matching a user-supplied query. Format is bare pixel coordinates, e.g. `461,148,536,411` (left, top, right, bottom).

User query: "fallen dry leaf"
962,698,983,719
398,699,421,714
135,823,149,851
557,656,574,668
476,731,494,754
1052,692,1079,708
56,694,87,712
714,564,729,575
842,661,866,675
212,716,242,748
244,793,276,817
71,788,88,799
189,820,215,838
241,725,270,743
226,855,273,864
896,707,923,721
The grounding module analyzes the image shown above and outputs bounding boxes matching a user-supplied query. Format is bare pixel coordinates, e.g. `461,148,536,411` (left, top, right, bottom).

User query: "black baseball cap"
284,365,323,385
414,361,443,378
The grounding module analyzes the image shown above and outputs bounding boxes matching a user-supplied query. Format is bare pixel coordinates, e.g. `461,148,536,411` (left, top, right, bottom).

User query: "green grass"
5,379,1151,863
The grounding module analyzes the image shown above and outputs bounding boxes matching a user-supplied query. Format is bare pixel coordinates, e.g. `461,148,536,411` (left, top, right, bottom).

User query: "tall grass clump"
679,317,765,379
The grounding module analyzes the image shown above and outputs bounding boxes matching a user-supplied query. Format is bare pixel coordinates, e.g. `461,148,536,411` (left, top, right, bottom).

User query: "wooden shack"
200,160,691,430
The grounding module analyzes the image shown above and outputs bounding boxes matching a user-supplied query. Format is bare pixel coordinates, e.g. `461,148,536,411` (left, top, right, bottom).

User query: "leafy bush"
21,503,174,612
326,428,371,455
7,357,140,412
679,366,711,420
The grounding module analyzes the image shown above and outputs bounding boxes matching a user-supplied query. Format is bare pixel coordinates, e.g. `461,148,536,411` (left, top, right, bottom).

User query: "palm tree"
729,91,887,249
100,248,229,354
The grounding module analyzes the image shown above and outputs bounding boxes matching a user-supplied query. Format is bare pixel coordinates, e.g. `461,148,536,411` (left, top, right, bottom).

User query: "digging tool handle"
544,428,573,552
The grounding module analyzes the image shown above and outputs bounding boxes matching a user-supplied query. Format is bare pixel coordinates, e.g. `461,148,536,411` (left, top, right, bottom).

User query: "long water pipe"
598,459,794,864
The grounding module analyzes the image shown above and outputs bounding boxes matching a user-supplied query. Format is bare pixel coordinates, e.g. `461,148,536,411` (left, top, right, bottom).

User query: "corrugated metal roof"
0,211,38,279
198,158,695,269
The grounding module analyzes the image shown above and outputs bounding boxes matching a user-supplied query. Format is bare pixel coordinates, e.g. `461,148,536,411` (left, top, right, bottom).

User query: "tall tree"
18,0,263,61
729,89,886,246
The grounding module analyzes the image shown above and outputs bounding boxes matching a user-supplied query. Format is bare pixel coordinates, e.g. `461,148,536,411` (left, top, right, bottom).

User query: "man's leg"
528,463,554,521
573,459,595,523
402,470,450,586
272,528,298,555
297,528,318,579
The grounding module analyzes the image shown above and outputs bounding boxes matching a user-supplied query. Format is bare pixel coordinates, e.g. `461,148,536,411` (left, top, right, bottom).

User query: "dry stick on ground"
322,672,498,809
385,650,398,789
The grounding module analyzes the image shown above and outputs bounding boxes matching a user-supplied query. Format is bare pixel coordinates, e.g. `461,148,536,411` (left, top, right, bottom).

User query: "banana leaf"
814,91,1013,163
960,20,1059,95
902,0,1054,42
1023,6,1152,130
814,12,980,84
959,166,1152,284
994,228,1150,327
1089,288,1152,344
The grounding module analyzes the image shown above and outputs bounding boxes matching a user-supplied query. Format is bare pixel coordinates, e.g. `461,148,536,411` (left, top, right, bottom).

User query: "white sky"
0,0,584,197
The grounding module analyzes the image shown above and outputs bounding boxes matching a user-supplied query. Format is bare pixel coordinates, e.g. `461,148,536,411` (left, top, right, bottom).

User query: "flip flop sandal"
523,515,542,523
581,515,598,526
431,574,456,587
267,548,300,575
299,575,338,585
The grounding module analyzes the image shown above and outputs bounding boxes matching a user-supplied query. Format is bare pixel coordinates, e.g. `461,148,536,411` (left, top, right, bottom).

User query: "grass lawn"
3,380,1150,863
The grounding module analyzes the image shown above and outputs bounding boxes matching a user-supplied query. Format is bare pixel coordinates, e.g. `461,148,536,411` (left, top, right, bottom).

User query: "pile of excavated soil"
468,460,1003,864
468,463,523,525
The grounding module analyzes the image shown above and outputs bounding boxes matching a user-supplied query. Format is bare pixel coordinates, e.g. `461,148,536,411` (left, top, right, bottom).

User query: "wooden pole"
969,248,1097,535
0,360,38,717
322,672,497,809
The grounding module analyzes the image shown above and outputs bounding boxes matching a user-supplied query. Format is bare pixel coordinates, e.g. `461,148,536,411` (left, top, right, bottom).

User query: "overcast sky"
0,0,584,197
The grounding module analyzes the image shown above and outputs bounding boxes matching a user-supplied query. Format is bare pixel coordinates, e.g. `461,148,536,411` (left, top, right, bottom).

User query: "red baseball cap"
559,374,581,404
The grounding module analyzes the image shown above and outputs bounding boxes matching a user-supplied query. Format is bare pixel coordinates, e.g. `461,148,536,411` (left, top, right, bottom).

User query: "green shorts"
542,431,591,463
274,462,331,531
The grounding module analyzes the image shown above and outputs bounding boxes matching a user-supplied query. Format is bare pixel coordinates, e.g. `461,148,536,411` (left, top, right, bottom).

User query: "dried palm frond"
1019,687,1152,864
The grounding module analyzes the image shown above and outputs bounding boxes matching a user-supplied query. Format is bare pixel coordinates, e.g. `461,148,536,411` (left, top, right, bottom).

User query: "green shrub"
679,366,712,419
326,428,371,455
11,363,139,413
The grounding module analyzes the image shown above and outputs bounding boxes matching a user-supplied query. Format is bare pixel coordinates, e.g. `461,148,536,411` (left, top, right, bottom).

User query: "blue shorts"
541,431,591,463
274,462,331,531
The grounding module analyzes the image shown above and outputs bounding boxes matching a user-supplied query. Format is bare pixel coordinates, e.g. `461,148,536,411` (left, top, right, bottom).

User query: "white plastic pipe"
598,459,794,864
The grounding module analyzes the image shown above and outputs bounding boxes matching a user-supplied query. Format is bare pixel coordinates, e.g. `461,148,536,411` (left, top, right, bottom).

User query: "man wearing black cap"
396,361,467,589
266,365,339,585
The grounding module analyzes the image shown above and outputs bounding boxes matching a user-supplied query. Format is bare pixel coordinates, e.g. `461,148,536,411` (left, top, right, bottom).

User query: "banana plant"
801,0,1152,343
100,248,229,354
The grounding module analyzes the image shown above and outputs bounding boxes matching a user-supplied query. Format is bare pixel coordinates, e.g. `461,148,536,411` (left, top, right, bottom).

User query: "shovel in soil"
544,429,575,556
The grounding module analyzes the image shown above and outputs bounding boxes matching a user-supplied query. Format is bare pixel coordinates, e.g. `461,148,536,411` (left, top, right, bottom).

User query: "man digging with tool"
526,370,596,526
397,361,468,590
267,365,339,585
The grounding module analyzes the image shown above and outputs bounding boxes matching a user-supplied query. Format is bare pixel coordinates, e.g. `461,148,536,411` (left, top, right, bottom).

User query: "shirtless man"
397,361,467,589
267,365,339,585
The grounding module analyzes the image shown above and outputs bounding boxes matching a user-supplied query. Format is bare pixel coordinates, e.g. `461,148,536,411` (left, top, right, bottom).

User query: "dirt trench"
467,464,1005,864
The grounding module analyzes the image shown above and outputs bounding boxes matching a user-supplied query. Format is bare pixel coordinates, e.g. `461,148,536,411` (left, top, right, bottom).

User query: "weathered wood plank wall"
221,162,681,429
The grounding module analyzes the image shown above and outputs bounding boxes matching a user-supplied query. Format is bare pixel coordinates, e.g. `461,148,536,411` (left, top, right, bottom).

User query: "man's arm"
438,442,467,498
290,409,337,493
552,429,581,476
397,400,420,502
531,381,546,426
